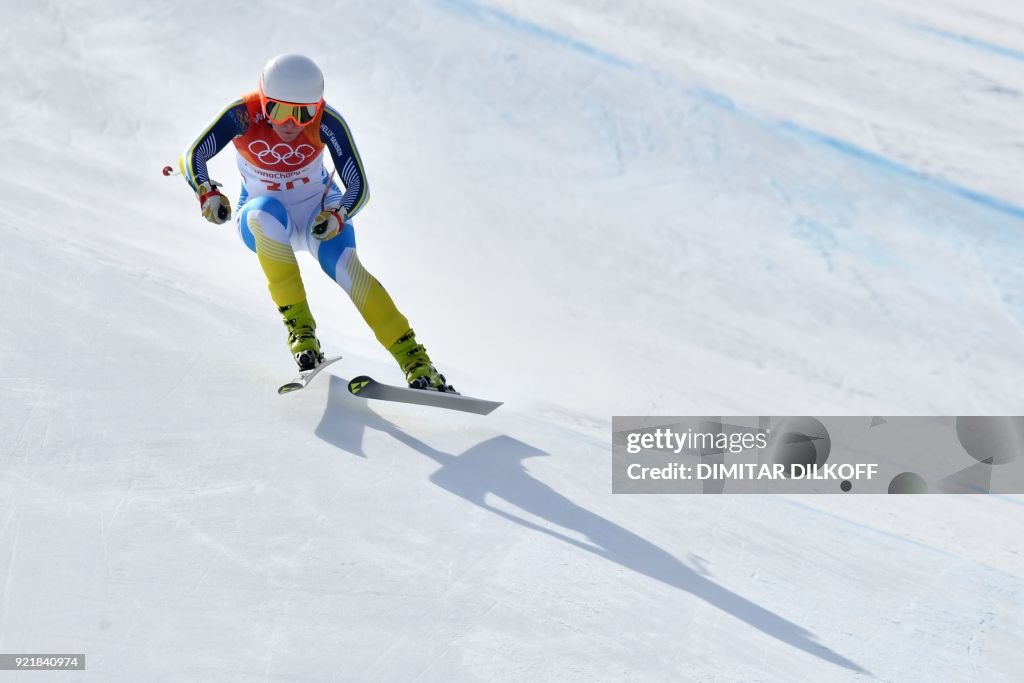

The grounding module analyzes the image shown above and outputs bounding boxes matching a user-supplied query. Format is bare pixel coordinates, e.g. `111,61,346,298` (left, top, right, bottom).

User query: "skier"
178,53,453,392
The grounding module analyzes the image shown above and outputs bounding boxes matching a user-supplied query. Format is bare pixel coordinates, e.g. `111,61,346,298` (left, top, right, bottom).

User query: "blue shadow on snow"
315,376,869,675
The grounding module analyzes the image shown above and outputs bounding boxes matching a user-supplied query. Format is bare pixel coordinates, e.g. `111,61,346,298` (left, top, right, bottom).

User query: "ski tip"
470,400,503,415
277,383,303,395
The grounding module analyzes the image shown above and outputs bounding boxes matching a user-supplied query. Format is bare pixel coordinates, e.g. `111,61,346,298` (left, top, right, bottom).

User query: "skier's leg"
238,196,305,307
238,195,322,369
310,224,410,347
308,219,453,391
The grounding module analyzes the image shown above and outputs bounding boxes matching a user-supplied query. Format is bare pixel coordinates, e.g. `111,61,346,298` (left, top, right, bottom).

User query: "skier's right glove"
196,180,231,224
311,207,347,241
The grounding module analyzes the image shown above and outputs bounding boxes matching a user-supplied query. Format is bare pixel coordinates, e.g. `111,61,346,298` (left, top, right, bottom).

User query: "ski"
277,355,343,394
347,375,502,415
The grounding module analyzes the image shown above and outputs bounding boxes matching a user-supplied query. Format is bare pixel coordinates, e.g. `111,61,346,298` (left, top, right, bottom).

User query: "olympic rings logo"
248,140,316,166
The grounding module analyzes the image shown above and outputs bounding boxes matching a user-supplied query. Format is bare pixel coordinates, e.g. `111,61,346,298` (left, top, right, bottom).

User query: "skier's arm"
319,104,369,219
179,99,248,193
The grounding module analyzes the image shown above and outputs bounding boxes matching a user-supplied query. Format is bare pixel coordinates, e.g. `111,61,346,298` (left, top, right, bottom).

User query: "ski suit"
179,91,410,347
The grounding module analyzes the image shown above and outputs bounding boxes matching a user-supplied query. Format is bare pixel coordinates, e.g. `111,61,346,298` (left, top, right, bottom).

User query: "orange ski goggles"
260,93,323,126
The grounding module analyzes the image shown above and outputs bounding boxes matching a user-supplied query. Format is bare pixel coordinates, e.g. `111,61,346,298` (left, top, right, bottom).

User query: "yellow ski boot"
387,329,454,392
279,300,324,370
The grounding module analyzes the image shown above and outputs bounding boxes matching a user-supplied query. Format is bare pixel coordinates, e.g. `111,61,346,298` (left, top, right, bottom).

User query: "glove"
196,180,231,224
311,206,347,241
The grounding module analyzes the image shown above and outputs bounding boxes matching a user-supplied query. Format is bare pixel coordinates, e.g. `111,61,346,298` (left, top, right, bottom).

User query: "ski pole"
321,167,337,211
311,168,338,238
162,165,228,222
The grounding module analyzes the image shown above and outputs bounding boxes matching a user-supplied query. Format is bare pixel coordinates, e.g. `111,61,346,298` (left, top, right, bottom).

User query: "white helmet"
259,53,324,104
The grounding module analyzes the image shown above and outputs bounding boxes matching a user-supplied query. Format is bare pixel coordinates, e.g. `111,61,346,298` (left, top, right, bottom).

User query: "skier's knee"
242,196,289,228
314,228,356,281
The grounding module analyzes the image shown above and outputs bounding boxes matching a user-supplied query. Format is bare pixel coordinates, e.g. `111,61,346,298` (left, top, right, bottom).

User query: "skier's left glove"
311,207,347,241
196,180,231,225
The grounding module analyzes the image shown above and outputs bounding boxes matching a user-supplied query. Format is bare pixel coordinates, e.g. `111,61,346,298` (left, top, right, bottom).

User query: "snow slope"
1,0,1023,680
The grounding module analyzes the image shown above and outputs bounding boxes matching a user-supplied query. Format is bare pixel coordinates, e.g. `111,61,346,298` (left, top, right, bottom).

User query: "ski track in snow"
437,0,1024,218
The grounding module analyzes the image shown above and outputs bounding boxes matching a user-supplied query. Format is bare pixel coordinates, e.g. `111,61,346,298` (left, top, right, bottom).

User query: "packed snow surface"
1,0,1023,680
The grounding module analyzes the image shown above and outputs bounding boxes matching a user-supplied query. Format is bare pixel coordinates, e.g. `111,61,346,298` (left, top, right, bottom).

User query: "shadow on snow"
315,376,868,675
